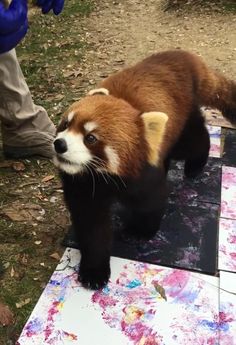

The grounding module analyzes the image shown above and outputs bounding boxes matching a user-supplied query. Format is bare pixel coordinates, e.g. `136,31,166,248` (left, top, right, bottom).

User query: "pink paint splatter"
92,290,119,308
229,234,236,244
219,218,236,272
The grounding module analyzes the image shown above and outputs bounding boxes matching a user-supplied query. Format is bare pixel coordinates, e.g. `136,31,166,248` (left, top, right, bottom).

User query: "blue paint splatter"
25,317,43,335
200,320,229,332
126,279,142,289
49,279,60,286
176,289,199,303
102,286,110,295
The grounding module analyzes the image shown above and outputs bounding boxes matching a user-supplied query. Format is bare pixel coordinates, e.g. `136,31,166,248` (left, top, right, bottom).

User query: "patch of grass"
62,0,94,16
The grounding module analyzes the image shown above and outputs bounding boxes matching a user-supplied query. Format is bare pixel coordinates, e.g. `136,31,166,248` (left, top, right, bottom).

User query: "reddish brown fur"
56,50,236,289
100,50,236,158
65,95,149,177
62,50,236,176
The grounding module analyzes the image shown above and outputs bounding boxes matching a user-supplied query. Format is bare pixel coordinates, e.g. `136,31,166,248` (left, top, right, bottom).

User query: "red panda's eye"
85,134,98,145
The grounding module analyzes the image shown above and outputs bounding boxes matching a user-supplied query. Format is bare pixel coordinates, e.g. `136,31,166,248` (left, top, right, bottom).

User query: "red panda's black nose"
54,138,67,154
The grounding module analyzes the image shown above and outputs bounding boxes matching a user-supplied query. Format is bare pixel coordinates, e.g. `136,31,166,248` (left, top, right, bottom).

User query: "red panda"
53,50,236,290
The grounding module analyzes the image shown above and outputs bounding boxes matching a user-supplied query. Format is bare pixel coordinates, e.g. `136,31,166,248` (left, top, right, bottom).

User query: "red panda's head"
53,89,168,177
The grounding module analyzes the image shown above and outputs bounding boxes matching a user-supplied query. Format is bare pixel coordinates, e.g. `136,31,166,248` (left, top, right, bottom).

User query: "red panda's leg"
120,166,167,239
77,200,112,290
61,173,113,290
184,115,210,178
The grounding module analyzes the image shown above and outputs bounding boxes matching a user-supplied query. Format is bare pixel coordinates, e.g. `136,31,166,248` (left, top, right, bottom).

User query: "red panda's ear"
88,88,109,96
141,112,168,166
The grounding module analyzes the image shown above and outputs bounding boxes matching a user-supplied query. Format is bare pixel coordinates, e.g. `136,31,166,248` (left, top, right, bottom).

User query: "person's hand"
36,0,64,15
0,0,28,54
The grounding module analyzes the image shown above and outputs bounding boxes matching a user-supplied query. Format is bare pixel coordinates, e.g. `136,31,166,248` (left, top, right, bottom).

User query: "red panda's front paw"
78,263,111,290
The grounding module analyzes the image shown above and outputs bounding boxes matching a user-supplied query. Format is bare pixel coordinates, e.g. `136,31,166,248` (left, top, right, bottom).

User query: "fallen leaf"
10,266,15,278
41,175,55,183
34,241,42,245
50,252,61,261
12,161,26,172
153,282,167,301
1,201,44,222
54,94,64,101
3,262,10,270
49,196,58,203
0,302,14,326
16,298,31,309
73,69,83,78
63,70,74,78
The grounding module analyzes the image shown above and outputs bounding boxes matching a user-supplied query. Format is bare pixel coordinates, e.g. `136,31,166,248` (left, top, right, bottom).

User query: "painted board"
222,129,236,167
17,248,221,345
112,202,219,274
168,158,222,206
221,166,236,220
218,218,236,273
207,125,221,158
219,271,236,345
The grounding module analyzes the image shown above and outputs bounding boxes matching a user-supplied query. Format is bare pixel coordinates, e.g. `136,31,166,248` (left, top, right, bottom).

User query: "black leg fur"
170,107,210,178
118,165,167,239
184,112,210,178
60,165,168,289
61,172,113,290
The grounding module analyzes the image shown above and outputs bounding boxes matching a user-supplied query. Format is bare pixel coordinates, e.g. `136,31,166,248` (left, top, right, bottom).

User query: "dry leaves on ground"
0,302,14,326
1,201,45,222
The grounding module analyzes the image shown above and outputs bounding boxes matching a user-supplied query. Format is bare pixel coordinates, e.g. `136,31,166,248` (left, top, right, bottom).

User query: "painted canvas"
18,248,221,345
222,129,236,167
168,158,222,206
218,218,236,272
207,125,221,158
113,201,219,273
221,166,236,220
219,271,236,345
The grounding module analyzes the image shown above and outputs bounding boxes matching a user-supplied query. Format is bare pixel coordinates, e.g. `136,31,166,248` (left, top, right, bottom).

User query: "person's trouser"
0,49,55,149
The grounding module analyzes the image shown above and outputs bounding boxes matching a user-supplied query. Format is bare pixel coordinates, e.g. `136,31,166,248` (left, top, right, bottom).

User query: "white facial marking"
105,146,120,174
88,88,109,96
84,121,98,133
67,111,75,123
53,129,92,175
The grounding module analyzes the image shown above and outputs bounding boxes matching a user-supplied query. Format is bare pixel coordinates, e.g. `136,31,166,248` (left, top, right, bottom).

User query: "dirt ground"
0,0,236,343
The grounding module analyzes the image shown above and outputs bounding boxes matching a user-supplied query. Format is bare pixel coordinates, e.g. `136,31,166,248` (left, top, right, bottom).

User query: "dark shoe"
3,143,54,159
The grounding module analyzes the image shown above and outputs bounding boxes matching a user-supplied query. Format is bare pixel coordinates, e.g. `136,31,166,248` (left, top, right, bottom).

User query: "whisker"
84,164,96,198
105,172,120,190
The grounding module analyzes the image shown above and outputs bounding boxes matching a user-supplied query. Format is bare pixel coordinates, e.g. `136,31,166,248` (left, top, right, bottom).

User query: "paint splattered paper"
218,218,236,272
207,125,221,158
222,128,236,167
221,166,236,220
168,158,222,206
219,271,236,345
113,202,219,274
18,248,221,345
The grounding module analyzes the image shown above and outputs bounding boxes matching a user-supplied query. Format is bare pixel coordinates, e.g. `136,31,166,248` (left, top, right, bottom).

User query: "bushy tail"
196,59,236,125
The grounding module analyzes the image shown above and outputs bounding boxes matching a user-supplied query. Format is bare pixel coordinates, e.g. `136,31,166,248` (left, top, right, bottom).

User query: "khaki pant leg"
0,49,55,148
